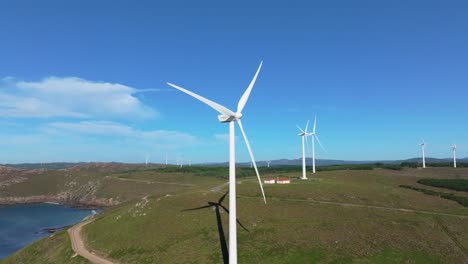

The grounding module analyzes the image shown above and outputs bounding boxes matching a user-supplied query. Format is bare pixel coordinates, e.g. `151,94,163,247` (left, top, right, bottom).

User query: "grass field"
0,164,221,205
2,230,88,264
2,166,468,263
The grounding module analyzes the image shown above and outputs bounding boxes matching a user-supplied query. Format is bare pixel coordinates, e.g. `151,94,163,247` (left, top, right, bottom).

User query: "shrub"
399,185,468,207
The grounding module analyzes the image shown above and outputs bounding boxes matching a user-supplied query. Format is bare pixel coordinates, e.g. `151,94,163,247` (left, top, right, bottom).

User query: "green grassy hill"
2,166,468,263
2,230,88,264
0,164,220,206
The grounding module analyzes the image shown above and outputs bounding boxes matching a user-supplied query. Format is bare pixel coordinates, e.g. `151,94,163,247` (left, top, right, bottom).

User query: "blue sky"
1,0,467,163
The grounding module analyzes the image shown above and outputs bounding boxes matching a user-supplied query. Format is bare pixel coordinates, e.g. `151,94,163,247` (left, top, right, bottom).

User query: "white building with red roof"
264,178,276,184
277,178,290,184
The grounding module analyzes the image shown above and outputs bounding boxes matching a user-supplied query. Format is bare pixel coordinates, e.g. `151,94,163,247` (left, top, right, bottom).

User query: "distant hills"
1,162,126,170
224,157,468,167
1,162,79,170
2,157,467,169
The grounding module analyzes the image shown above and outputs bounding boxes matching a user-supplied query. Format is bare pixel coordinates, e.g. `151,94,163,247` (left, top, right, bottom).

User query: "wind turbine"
266,161,271,168
297,121,309,180
145,155,150,166
420,140,426,169
168,61,266,264
452,144,457,168
307,115,325,174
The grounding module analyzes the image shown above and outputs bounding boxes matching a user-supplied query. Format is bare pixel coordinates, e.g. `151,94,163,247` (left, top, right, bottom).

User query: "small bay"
0,203,95,259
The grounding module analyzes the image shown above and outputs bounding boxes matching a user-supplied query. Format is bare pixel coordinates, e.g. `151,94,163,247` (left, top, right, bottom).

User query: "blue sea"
0,203,96,259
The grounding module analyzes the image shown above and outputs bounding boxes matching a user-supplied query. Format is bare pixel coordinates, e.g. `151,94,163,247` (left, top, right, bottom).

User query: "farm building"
277,178,290,184
264,178,275,184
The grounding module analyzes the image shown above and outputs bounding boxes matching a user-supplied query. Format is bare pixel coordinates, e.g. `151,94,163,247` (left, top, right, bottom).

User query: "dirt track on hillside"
68,220,115,264
238,195,468,219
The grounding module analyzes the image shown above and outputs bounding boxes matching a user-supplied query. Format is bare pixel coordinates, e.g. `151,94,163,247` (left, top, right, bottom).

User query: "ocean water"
0,203,95,259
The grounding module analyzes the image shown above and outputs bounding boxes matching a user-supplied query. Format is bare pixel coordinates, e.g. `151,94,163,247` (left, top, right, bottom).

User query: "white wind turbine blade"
296,125,304,133
315,134,326,153
313,115,317,134
237,119,266,204
237,61,263,113
167,82,236,116
304,120,309,134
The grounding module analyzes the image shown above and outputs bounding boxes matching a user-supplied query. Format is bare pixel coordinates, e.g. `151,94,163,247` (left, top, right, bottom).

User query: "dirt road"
239,195,468,219
68,220,115,264
107,175,194,187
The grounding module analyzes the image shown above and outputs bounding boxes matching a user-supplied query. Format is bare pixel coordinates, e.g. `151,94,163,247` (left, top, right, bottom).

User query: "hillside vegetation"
417,178,468,192
2,230,88,264
0,164,219,207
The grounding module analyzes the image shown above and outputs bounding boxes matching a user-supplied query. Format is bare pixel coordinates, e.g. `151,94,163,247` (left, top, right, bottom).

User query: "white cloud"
43,121,197,147
0,77,158,119
215,133,230,142
214,133,240,144
0,120,199,163
44,121,134,135
0,92,86,118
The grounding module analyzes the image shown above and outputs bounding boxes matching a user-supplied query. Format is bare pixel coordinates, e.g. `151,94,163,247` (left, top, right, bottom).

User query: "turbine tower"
452,144,457,168
307,116,324,174
420,140,426,169
297,121,309,180
266,161,271,168
168,62,266,264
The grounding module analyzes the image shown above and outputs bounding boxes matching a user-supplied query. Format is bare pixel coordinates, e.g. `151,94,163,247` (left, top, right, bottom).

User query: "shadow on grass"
182,191,249,264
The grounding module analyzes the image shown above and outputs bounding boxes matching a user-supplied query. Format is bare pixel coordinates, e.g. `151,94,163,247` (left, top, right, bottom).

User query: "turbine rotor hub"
218,113,242,123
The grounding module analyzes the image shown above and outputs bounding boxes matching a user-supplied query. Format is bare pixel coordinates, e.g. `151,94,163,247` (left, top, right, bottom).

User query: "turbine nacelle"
297,120,309,137
420,139,426,147
218,113,242,123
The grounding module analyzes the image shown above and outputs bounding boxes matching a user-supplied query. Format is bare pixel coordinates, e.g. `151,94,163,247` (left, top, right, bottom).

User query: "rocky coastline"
0,194,117,209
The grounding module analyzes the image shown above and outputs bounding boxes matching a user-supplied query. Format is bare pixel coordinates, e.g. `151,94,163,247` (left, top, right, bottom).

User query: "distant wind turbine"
266,161,271,168
168,61,266,264
297,121,309,180
145,155,150,166
452,144,457,168
307,116,325,174
420,140,426,169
